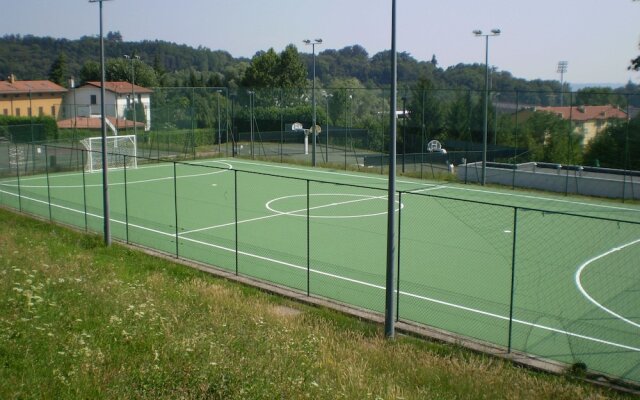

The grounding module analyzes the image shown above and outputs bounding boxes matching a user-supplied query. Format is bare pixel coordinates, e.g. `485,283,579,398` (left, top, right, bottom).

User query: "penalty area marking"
575,237,640,329
266,193,403,219
0,161,233,189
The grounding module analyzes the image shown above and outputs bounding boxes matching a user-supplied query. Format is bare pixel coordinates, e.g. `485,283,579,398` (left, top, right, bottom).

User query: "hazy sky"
2,0,640,85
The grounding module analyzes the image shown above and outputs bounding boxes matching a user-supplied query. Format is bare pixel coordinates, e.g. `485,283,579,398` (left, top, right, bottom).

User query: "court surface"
1,158,639,383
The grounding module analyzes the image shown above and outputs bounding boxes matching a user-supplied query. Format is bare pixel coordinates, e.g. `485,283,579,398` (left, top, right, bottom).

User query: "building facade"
0,75,67,118
536,105,628,144
64,81,153,131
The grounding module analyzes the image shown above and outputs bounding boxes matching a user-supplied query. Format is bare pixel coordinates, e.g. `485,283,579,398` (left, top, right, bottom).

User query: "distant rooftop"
84,81,153,95
536,105,628,121
0,74,67,95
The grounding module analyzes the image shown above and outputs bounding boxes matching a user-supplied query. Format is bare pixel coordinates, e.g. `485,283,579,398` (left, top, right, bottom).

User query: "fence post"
81,149,88,231
173,162,179,258
395,191,403,322
507,207,519,352
44,145,52,221
15,143,23,212
234,169,239,275
512,91,519,190
622,94,631,202
124,155,130,244
307,179,310,296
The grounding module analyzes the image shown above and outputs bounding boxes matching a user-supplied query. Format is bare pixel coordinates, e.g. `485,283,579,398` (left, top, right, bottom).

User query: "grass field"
1,157,639,384
1,207,634,399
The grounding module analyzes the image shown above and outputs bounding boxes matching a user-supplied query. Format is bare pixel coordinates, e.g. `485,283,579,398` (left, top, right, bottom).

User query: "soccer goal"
80,135,138,172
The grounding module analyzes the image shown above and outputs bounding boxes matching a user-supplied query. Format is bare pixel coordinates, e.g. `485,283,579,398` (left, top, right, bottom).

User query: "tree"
408,77,445,151
631,48,640,71
584,116,640,169
242,49,279,88
445,90,473,141
575,87,626,107
277,44,306,88
79,60,100,83
48,53,68,86
631,0,640,71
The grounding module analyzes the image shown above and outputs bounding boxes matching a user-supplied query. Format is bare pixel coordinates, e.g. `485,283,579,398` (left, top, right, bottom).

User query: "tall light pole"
385,0,398,339
557,61,568,107
123,54,139,135
473,28,500,186
90,0,113,246
303,38,322,167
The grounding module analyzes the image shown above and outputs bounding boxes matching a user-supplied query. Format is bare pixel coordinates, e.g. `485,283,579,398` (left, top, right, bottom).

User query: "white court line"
0,161,233,189
2,188,638,352
180,193,400,235
223,159,640,213
575,238,640,329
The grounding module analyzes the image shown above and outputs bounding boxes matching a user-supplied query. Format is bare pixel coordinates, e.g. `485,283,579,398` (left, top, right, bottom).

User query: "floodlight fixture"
557,61,568,106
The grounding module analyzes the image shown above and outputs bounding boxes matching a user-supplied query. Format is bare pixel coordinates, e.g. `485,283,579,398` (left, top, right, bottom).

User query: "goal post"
80,135,138,172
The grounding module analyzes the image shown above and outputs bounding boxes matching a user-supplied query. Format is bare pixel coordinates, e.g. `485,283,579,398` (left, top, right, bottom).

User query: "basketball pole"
385,0,398,339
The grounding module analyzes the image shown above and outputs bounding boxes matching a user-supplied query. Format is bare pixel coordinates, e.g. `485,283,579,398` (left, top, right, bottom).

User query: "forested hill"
1,33,638,100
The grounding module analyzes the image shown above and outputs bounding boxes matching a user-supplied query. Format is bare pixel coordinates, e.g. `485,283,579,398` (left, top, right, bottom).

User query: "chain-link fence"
1,143,639,385
36,86,634,198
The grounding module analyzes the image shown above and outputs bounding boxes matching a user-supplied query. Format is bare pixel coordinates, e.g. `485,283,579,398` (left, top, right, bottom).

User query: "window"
39,106,44,116
15,108,20,116
90,95,97,105
3,109,7,116
28,108,32,117
51,105,56,116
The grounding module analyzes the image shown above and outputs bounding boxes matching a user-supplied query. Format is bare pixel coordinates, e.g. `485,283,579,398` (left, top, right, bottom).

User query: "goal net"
80,135,138,172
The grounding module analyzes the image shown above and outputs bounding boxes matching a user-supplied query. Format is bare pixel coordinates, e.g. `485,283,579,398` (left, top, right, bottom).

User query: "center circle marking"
266,193,402,219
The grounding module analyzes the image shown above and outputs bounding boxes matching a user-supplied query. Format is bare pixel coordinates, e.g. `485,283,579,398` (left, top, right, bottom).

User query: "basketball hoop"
427,140,442,152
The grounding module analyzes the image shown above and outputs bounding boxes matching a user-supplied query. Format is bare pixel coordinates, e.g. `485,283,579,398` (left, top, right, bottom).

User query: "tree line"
3,33,638,99
2,33,640,170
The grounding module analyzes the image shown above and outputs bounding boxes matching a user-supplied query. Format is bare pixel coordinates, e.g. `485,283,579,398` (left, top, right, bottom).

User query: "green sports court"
1,155,639,384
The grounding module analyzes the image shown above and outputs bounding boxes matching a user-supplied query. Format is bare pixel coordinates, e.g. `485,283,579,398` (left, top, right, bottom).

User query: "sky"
2,0,640,86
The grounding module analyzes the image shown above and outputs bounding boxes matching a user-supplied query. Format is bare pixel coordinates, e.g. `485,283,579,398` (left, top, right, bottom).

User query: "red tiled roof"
57,116,144,130
0,80,67,95
85,81,153,95
536,105,627,122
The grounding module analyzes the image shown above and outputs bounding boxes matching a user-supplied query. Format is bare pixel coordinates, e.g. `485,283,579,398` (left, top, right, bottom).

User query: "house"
0,74,67,118
535,105,628,144
63,81,153,131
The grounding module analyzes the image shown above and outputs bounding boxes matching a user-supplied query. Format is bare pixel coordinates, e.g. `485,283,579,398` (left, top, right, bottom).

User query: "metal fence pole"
81,149,88,231
507,207,519,352
395,191,403,322
173,162,179,258
15,143,23,212
307,179,310,296
623,94,631,202
234,169,239,275
512,91,520,190
124,155,130,244
44,145,52,221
